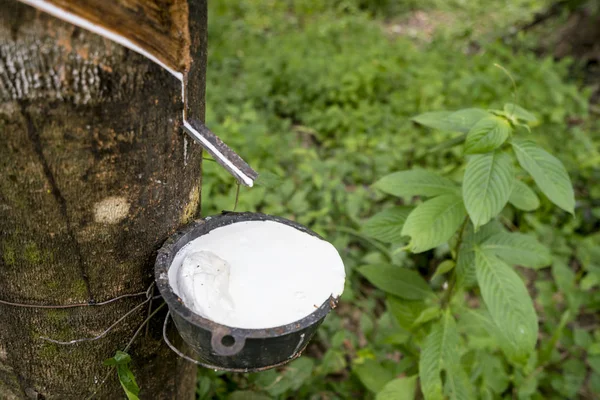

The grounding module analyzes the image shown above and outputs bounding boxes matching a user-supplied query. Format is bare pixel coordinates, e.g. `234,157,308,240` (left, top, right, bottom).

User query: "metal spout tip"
182,118,258,187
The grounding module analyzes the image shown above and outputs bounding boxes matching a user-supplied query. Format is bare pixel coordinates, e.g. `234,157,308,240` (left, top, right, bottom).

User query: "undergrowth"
198,1,600,399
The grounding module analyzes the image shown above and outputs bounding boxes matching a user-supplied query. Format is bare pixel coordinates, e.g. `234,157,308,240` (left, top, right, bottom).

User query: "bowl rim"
154,211,340,341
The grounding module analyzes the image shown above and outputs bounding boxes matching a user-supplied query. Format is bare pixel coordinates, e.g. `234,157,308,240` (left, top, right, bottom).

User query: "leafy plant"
104,351,140,400
361,102,574,398
199,1,599,398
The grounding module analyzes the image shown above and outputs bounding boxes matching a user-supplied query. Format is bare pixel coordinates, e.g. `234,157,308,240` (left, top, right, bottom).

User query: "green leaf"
588,342,600,355
504,103,537,123
229,391,271,400
354,359,394,393
116,364,140,400
387,297,427,331
412,306,442,328
464,116,512,154
551,359,586,398
362,207,412,243
464,308,518,362
511,139,575,214
285,358,315,391
509,180,540,211
589,356,600,375
419,310,474,400
480,232,551,269
376,376,417,400
376,312,410,345
432,260,455,279
413,111,453,131
581,272,600,291
402,194,466,252
419,322,445,399
254,358,314,396
445,364,475,400
413,108,490,133
254,370,285,395
104,350,132,366
254,171,283,189
463,151,514,230
475,250,538,360
374,170,459,198
477,353,510,395
552,260,582,313
428,133,467,153
449,109,492,132
455,221,503,288
538,310,571,366
590,372,600,395
197,376,211,400
359,265,433,300
574,329,592,349
104,351,140,400
318,349,347,375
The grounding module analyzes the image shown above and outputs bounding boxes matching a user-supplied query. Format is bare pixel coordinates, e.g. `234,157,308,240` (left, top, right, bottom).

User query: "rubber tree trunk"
0,1,204,398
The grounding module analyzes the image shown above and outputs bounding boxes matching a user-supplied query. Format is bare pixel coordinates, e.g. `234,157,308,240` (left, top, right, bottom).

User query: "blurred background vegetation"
198,0,599,398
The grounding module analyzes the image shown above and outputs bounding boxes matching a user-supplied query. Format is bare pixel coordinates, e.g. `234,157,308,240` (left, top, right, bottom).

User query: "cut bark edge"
18,0,259,187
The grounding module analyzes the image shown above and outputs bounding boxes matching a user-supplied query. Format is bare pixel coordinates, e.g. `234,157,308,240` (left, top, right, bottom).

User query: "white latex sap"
168,220,345,329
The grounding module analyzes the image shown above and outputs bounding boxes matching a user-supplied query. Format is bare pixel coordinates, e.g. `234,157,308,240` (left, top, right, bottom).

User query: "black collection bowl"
154,212,340,372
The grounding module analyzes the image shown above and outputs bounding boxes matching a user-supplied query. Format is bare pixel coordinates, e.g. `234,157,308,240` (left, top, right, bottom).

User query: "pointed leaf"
413,109,490,133
449,108,492,132
475,250,538,359
455,244,476,289
475,350,510,395
511,139,574,214
117,364,140,400
432,260,455,279
504,103,537,123
412,306,442,328
509,180,540,211
376,376,418,400
463,151,514,230
374,170,459,198
359,265,433,300
354,359,394,393
464,116,512,154
428,133,467,153
445,364,475,400
481,232,551,269
229,392,271,400
419,321,445,400
387,297,427,331
402,194,466,253
254,171,284,189
419,310,472,400
455,221,503,288
413,111,453,131
464,308,520,362
362,207,412,243
287,358,315,391
104,350,132,366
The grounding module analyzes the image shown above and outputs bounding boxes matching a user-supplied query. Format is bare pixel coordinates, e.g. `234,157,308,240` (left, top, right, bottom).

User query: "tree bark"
0,0,204,398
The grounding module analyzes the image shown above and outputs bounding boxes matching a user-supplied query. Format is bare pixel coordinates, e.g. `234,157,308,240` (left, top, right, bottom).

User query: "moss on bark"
0,1,205,398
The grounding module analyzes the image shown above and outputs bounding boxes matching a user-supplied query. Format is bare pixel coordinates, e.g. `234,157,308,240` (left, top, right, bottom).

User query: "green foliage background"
196,1,600,398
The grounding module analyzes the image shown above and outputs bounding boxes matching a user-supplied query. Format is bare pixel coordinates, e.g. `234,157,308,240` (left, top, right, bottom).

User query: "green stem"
86,302,166,400
454,217,469,258
233,182,241,211
441,217,469,308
